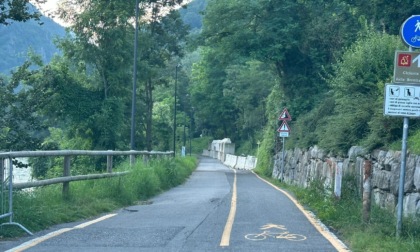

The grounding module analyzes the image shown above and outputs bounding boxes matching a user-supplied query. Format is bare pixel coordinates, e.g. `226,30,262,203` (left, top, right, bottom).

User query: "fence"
0,150,173,235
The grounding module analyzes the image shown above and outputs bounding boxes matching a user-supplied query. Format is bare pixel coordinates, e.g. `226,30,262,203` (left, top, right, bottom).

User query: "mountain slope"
0,14,65,74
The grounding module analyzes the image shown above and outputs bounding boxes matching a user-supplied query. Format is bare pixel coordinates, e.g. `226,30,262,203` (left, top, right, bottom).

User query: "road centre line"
220,169,237,247
6,213,117,252
252,171,350,252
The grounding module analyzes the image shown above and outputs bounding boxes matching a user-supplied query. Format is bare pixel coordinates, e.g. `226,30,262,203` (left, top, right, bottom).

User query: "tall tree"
190,47,237,138
200,0,361,115
223,60,276,140
57,0,189,151
139,6,189,150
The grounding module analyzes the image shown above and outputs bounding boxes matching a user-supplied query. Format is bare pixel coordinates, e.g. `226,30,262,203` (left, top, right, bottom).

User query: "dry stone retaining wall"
273,145,420,217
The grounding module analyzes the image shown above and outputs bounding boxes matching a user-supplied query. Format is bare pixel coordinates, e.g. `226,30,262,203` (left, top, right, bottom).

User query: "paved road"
1,156,349,251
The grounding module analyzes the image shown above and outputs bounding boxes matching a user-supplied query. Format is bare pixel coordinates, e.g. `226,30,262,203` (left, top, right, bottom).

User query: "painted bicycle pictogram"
245,223,306,242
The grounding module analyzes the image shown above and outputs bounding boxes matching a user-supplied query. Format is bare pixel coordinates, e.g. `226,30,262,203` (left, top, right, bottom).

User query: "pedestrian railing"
0,150,173,235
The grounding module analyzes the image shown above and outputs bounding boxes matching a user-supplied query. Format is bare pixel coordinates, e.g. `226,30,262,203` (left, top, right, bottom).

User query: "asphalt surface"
0,156,349,252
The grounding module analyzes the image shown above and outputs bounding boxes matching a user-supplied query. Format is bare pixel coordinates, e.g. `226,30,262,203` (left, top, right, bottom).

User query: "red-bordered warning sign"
278,108,292,121
277,121,291,132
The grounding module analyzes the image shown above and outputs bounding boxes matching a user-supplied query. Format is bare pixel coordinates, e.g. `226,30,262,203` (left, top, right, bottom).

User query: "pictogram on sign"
398,53,411,67
278,108,292,121
277,121,290,132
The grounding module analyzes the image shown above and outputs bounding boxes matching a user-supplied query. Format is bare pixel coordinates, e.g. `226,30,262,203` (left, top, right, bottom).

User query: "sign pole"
281,137,285,181
397,117,409,237
277,108,291,182
396,45,413,237
393,15,420,237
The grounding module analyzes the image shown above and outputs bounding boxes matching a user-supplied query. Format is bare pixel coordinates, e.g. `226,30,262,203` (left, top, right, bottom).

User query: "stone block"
403,193,420,217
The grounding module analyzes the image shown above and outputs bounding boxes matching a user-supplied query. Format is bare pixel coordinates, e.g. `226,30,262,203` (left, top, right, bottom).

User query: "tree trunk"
145,78,153,151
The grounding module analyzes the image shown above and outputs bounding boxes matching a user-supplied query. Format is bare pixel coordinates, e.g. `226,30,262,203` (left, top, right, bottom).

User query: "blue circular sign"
401,15,420,48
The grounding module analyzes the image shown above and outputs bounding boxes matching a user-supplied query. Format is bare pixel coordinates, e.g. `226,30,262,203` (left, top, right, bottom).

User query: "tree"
189,47,237,138
57,0,189,151
0,0,41,25
0,58,47,151
140,8,189,150
223,60,276,141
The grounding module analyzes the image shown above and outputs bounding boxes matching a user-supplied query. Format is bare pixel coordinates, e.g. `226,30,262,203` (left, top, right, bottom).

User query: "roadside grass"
0,156,197,238
259,173,420,252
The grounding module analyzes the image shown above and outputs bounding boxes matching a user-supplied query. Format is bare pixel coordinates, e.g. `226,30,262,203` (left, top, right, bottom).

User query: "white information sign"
279,132,289,137
384,83,420,117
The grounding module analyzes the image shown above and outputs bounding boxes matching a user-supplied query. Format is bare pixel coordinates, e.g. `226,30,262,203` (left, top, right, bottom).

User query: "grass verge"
0,156,197,239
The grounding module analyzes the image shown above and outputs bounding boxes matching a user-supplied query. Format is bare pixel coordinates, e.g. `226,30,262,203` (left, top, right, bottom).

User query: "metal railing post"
8,157,13,222
0,158,4,197
0,157,33,235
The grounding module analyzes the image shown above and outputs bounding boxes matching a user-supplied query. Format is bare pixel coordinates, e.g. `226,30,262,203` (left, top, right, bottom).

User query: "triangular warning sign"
278,108,292,121
277,121,290,132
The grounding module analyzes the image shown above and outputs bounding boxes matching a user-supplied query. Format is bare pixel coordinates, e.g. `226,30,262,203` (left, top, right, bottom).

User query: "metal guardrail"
0,150,173,235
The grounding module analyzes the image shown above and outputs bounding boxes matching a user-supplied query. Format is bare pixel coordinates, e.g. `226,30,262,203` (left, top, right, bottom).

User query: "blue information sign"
401,15,420,48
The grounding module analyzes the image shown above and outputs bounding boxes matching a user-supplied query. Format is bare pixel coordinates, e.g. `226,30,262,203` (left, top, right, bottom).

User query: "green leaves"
0,0,42,25
313,32,404,153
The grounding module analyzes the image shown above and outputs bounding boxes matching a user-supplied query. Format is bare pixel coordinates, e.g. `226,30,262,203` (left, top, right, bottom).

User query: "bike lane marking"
6,213,117,252
252,171,350,252
220,169,237,247
245,223,307,241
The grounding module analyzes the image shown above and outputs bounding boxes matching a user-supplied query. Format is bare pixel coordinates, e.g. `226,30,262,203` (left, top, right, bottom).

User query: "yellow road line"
6,213,117,252
220,169,237,247
252,171,350,252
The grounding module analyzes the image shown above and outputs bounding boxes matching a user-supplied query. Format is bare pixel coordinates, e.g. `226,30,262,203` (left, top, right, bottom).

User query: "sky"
30,0,67,26
30,0,193,27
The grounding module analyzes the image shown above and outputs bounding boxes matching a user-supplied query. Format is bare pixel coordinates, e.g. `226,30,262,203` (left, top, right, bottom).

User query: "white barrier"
224,154,238,168
235,156,246,169
202,139,257,169
245,156,257,170
202,150,211,156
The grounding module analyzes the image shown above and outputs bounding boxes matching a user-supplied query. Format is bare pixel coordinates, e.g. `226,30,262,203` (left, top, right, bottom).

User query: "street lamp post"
173,64,179,157
130,0,140,151
182,112,186,156
189,107,194,156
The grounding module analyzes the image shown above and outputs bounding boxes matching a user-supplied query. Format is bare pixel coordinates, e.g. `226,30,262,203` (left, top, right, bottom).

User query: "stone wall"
272,146,420,217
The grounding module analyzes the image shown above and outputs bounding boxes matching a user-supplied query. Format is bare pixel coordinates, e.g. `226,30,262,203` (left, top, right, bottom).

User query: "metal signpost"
277,108,291,181
388,15,420,237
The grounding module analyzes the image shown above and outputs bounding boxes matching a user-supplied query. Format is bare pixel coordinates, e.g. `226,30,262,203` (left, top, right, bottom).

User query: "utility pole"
130,0,139,151
173,64,179,157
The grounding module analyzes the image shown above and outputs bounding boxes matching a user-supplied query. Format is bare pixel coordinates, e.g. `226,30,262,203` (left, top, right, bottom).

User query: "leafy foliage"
0,0,41,25
316,32,405,154
342,0,420,35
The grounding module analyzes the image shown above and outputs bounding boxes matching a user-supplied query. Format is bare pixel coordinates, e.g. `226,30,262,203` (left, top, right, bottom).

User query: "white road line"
6,213,117,252
220,169,237,247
